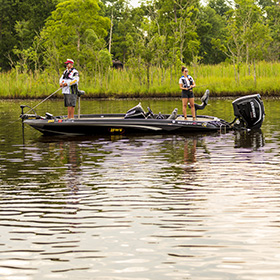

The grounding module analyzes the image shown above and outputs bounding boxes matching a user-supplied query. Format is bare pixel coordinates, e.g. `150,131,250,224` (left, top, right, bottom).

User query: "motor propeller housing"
232,94,265,129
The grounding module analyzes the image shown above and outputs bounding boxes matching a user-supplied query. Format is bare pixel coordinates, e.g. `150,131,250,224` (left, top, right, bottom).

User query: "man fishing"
59,59,79,119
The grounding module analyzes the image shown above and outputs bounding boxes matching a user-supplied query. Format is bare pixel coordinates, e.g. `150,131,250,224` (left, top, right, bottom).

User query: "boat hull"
23,114,229,136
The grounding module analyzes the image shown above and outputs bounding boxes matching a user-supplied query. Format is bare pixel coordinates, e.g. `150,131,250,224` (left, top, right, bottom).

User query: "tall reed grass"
1,61,280,99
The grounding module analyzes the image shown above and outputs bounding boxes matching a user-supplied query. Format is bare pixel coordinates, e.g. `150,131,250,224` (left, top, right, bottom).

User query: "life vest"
62,68,78,94
180,75,193,90
180,75,190,89
188,75,194,86
62,67,78,79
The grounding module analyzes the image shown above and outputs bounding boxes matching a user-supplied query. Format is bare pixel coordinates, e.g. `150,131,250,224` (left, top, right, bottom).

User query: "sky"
129,0,141,7
129,0,207,7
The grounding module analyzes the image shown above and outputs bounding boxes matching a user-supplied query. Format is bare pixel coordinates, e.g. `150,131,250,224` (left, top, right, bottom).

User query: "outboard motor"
232,94,265,130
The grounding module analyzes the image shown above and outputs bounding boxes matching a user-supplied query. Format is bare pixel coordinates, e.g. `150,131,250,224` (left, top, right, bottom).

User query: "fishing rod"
195,82,219,88
23,87,62,115
7,87,62,128
18,87,62,140
0,87,62,134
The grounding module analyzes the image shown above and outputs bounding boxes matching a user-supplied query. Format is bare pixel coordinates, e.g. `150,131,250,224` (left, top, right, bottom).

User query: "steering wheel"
147,107,155,118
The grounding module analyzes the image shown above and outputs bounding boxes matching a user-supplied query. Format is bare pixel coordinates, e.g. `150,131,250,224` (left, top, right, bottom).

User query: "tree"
212,0,271,84
40,0,110,73
156,0,200,65
262,0,280,61
245,21,272,86
100,0,130,61
208,0,230,17
0,0,57,70
197,6,228,64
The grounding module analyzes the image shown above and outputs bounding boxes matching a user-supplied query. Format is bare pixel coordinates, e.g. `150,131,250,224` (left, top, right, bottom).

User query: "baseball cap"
64,59,74,64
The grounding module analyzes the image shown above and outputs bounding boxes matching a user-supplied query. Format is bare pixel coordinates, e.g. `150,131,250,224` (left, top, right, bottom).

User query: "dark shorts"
181,90,194,99
64,94,77,107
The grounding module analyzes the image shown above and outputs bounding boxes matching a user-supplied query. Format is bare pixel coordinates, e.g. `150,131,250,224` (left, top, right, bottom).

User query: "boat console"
124,90,209,120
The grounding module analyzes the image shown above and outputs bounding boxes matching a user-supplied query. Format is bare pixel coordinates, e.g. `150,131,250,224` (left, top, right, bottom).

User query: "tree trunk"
253,59,257,88
109,11,113,54
146,63,150,89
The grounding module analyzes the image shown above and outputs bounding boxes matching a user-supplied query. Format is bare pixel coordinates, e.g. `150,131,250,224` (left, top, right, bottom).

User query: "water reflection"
2,100,280,279
184,138,197,163
58,140,81,193
234,129,265,150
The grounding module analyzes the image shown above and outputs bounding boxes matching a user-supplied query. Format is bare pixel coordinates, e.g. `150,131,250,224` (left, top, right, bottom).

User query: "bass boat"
20,90,265,136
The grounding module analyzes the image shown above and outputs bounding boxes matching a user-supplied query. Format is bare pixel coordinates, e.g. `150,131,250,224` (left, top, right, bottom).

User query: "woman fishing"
179,66,196,120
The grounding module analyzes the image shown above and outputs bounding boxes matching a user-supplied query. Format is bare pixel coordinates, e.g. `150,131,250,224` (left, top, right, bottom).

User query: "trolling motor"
20,105,53,120
20,105,39,120
230,94,265,130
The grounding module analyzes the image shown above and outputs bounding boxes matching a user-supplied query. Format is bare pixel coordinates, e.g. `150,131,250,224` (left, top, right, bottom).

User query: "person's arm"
190,77,196,89
59,73,67,87
179,83,185,90
69,70,79,86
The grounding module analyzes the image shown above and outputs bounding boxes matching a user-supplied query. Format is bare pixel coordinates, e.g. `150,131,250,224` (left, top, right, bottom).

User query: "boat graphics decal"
176,121,203,126
109,128,124,134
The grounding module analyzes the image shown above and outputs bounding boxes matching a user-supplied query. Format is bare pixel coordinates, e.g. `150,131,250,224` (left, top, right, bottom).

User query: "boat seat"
167,108,178,120
188,89,210,115
78,90,85,97
124,103,146,119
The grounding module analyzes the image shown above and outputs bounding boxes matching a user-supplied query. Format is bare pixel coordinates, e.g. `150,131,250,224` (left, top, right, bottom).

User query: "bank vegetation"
1,61,279,99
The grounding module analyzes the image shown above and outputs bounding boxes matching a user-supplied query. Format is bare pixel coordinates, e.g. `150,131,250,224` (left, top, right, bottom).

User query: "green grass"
1,61,280,99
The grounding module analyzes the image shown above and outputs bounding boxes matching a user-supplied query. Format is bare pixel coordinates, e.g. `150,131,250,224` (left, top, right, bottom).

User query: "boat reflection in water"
234,129,264,150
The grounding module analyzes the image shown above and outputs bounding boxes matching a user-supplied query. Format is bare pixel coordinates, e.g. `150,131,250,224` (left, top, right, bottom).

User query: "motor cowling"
232,94,265,129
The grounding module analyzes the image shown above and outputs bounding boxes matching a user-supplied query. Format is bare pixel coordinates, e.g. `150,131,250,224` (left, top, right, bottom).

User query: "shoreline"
2,94,280,102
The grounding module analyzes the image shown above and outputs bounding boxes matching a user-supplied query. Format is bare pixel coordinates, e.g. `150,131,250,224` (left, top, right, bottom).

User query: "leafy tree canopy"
40,0,110,72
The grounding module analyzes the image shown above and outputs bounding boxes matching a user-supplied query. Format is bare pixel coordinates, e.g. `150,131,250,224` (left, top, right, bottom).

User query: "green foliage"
39,0,110,73
2,61,280,99
197,6,228,64
0,0,57,70
263,1,280,61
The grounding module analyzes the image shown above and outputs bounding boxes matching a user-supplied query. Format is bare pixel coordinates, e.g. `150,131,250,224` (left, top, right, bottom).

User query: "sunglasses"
184,70,188,72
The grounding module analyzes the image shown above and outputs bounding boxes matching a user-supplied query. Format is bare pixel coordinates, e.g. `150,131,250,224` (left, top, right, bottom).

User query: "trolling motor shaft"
20,105,38,120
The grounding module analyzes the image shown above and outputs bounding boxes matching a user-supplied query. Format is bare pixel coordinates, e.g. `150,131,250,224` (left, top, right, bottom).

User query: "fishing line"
4,88,62,128
24,87,62,115
195,82,219,88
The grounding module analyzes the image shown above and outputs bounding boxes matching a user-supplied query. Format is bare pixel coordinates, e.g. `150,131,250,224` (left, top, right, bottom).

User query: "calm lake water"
1,97,280,280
